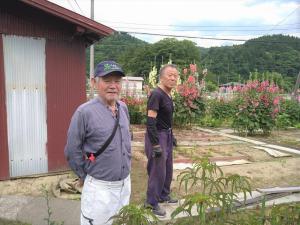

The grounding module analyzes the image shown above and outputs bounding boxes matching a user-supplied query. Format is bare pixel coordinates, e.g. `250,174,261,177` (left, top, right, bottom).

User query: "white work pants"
81,175,131,225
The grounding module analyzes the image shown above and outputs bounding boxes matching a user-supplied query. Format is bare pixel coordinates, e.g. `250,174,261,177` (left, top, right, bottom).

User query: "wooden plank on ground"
262,144,300,155
210,156,249,162
215,159,251,166
257,186,300,194
178,140,245,146
252,146,291,157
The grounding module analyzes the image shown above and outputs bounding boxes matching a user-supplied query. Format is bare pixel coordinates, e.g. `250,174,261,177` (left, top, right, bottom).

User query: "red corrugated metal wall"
0,35,9,180
0,1,90,178
46,39,86,172
0,1,75,41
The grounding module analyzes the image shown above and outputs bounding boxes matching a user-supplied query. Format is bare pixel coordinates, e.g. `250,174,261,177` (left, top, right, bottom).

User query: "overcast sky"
49,0,299,48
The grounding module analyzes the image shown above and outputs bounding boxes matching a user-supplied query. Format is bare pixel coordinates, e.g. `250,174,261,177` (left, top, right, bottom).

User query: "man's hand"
152,146,162,158
78,178,84,187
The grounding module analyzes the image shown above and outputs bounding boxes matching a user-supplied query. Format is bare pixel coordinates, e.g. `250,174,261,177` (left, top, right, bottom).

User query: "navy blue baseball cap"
94,60,125,77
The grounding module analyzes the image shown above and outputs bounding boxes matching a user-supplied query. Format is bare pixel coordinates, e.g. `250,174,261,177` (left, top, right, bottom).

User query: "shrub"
232,80,282,135
275,113,292,129
121,96,146,124
280,99,300,124
174,64,205,126
209,98,237,120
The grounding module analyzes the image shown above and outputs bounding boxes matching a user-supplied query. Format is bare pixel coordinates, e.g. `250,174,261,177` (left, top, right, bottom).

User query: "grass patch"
0,218,30,225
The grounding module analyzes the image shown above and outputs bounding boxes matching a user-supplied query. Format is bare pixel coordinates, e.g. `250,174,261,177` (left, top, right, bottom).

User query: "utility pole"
227,62,229,83
293,71,300,100
89,0,95,99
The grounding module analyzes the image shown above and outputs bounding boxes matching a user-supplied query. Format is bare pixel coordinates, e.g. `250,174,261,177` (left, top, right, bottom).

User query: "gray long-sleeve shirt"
64,97,131,181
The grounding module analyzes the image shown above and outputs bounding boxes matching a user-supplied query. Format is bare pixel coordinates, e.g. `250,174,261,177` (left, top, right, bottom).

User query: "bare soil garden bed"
1,125,299,205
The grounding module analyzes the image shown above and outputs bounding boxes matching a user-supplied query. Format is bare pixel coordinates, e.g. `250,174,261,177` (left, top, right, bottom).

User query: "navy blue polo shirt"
147,87,174,130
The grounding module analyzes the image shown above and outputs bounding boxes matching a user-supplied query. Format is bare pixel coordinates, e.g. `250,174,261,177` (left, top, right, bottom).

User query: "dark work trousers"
144,129,173,207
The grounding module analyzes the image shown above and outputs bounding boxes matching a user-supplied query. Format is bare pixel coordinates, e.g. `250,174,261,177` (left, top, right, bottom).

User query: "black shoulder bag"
86,104,120,162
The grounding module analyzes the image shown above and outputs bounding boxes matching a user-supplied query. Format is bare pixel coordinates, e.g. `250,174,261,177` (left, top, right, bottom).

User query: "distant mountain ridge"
201,34,300,83
88,33,300,88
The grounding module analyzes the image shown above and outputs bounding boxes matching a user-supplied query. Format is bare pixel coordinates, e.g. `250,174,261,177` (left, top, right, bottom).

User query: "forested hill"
201,35,300,84
88,33,300,89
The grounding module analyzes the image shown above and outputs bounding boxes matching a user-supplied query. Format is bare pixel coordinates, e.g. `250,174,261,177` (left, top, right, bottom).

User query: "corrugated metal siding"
46,39,86,171
0,35,10,180
0,1,112,41
0,1,76,42
3,35,48,177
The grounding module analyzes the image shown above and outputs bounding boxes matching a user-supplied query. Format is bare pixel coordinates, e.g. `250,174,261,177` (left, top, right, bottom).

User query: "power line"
118,31,298,43
66,0,76,12
112,26,299,32
268,6,300,33
99,20,300,28
73,0,84,15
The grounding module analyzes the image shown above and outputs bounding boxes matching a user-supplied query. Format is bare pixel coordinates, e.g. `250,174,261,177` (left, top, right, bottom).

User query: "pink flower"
253,100,259,108
260,80,269,90
273,96,280,106
189,64,197,74
187,75,196,84
226,86,232,92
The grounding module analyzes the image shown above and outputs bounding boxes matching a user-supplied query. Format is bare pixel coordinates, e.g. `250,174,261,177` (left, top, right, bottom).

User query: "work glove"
172,137,177,147
152,146,162,158
172,134,177,147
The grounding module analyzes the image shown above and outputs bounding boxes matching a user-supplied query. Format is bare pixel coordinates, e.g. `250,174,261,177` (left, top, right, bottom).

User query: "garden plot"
216,127,300,149
132,125,297,164
0,125,299,206
131,125,300,203
173,144,272,163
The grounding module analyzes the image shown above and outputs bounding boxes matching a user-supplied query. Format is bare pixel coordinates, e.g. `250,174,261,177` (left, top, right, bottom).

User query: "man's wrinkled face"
96,73,122,104
160,67,179,90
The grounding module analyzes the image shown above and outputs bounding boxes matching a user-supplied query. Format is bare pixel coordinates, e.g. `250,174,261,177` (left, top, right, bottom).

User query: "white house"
122,76,144,97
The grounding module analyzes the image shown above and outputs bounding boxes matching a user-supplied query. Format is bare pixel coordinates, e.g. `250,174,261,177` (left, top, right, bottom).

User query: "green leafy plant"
40,185,64,225
227,202,300,225
172,158,251,224
275,113,291,129
110,204,158,225
209,98,237,120
268,203,300,224
280,99,300,125
199,116,223,127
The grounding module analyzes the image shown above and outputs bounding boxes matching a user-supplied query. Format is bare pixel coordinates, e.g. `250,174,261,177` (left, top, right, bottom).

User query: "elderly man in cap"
64,60,131,225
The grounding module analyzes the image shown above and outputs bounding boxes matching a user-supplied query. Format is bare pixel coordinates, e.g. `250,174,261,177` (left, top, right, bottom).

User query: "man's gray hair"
94,76,100,83
159,64,177,79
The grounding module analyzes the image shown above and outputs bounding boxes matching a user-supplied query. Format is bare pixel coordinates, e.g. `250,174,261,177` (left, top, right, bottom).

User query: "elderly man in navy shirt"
144,64,179,217
64,61,131,225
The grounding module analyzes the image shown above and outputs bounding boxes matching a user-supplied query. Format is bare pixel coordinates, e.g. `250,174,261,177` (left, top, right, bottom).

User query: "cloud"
49,0,300,47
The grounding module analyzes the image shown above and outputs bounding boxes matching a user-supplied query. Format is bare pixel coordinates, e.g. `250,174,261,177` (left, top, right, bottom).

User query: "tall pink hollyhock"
268,84,279,93
260,80,269,90
189,64,197,74
233,86,238,92
187,75,196,84
273,96,280,106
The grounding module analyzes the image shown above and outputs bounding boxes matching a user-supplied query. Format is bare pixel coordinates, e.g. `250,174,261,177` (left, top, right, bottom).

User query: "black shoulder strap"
87,104,120,159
